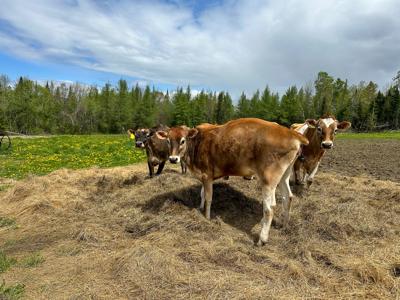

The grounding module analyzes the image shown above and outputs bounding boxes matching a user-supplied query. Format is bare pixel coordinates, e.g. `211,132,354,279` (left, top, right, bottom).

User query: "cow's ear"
156,131,168,139
337,121,351,130
187,128,198,139
305,119,318,127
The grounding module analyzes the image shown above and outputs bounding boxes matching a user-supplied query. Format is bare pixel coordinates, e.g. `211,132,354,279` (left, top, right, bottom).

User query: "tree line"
0,71,399,134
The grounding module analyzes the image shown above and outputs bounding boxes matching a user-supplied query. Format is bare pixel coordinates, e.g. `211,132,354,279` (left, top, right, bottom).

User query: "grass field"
0,135,146,179
337,130,400,140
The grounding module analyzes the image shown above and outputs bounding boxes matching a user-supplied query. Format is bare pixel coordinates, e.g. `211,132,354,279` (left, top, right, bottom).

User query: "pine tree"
279,86,302,125
172,87,191,126
236,92,250,118
314,71,334,116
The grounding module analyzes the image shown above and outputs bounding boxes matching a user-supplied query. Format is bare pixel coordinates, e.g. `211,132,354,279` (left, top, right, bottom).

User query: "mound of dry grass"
0,163,399,299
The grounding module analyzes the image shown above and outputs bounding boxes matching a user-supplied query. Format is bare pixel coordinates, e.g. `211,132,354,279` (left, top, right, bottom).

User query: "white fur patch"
322,118,335,127
295,123,309,134
308,162,320,180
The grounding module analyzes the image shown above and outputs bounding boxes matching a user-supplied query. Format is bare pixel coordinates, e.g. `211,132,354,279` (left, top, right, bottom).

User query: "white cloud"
0,0,399,96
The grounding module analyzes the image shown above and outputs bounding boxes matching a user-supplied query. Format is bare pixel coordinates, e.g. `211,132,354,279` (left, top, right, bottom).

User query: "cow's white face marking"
321,118,335,127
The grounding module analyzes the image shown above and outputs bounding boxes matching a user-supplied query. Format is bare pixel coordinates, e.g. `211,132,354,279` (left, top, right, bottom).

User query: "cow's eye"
166,139,170,144
317,127,322,134
334,129,338,135
180,138,185,145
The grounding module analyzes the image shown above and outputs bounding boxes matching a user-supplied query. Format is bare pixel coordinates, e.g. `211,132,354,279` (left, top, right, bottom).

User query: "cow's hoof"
256,239,266,247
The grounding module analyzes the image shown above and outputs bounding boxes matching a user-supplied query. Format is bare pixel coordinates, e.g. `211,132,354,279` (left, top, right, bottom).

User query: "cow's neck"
183,134,201,170
306,128,326,158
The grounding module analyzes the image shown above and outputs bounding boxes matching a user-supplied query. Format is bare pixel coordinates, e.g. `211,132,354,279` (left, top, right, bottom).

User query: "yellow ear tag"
130,133,135,140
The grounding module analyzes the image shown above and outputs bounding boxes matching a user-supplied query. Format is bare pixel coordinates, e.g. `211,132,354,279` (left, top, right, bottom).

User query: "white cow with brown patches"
291,115,351,187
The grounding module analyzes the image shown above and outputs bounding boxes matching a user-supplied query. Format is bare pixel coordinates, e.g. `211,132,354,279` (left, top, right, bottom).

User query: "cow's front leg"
148,160,155,178
294,160,304,185
306,162,320,187
278,173,294,229
200,186,205,211
180,161,187,174
202,179,213,219
156,161,166,175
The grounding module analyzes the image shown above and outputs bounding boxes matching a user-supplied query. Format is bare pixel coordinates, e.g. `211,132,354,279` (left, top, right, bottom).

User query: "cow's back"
189,118,306,178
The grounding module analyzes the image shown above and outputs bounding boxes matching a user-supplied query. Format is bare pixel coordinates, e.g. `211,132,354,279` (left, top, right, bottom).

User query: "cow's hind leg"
258,185,275,246
156,161,166,175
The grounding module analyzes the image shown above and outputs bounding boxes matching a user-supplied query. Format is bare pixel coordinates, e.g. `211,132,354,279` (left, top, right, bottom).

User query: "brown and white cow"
291,115,351,187
128,125,187,177
157,118,309,245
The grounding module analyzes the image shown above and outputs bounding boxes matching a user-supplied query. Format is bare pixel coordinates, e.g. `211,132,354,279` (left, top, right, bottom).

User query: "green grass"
0,217,16,228
0,184,10,192
0,281,25,300
0,251,16,273
19,252,45,268
337,131,400,140
0,135,146,179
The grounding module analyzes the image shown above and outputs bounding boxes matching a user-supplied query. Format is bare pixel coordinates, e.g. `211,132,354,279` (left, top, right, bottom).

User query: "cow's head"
306,115,351,149
156,126,198,163
132,128,151,148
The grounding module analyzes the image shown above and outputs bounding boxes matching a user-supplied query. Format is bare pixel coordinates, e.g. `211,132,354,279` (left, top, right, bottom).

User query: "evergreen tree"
236,92,251,118
314,71,334,116
172,87,191,126
279,86,302,125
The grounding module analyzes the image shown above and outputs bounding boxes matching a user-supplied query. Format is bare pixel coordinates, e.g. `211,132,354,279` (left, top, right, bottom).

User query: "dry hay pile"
0,163,399,299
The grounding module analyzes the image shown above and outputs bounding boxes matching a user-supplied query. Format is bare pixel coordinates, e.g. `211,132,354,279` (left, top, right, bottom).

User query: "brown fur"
132,125,187,177
293,116,351,186
158,118,309,244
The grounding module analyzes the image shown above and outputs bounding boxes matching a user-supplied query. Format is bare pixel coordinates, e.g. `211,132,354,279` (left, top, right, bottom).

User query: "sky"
0,0,399,98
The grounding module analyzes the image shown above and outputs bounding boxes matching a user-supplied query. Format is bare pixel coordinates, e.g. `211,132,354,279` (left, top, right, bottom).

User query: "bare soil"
0,139,399,299
321,139,400,182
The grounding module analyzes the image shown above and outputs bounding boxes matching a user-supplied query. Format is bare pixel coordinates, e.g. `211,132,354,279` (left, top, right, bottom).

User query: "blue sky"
0,0,399,97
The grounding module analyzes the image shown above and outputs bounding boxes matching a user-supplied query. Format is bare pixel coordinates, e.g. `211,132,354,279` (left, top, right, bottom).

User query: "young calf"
128,125,187,177
291,115,351,187
157,118,309,245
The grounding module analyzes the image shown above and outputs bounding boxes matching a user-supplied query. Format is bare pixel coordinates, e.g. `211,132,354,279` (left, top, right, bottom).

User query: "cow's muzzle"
321,141,333,149
135,141,145,148
169,156,180,164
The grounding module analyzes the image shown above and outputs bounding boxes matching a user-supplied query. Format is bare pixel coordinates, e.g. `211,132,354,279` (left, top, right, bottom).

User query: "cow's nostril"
322,143,333,149
169,157,177,163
